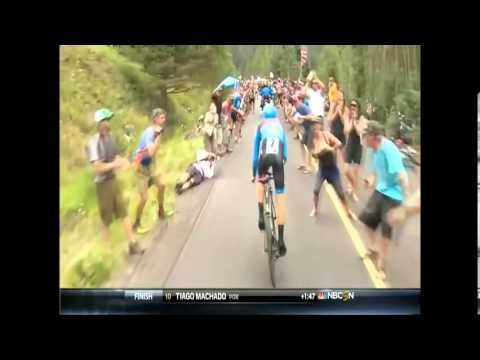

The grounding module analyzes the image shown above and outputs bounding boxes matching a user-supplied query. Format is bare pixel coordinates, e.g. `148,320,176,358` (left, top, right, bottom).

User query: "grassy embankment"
60,45,209,287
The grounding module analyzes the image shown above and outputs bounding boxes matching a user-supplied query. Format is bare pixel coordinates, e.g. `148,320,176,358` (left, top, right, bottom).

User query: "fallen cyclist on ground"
175,150,217,195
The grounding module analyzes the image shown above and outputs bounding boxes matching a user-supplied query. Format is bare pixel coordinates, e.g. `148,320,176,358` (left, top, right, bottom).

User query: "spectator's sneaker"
129,241,145,255
258,216,265,231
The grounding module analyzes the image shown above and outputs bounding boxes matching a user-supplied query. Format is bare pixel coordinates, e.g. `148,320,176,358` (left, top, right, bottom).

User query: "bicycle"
257,169,280,287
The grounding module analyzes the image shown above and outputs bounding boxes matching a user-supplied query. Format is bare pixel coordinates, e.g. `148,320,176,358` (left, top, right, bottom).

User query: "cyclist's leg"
256,154,268,230
272,154,286,255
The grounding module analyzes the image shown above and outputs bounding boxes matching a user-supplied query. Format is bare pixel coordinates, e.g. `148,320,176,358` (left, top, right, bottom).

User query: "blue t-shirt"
370,138,406,202
295,103,312,130
233,94,242,109
252,119,288,177
132,126,156,166
295,103,311,116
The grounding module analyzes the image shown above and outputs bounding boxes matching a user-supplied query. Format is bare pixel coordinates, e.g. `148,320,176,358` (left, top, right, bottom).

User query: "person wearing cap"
175,149,216,195
289,96,315,174
360,120,409,280
344,100,368,203
231,89,244,142
202,103,219,154
251,104,288,256
85,109,144,255
222,96,235,153
131,108,168,232
211,89,226,155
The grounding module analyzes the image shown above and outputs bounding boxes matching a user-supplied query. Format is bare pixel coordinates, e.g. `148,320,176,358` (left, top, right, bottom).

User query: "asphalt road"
109,105,420,289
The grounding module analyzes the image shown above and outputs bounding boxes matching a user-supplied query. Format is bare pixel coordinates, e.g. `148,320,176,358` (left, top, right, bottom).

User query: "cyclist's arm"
252,125,262,177
282,130,287,163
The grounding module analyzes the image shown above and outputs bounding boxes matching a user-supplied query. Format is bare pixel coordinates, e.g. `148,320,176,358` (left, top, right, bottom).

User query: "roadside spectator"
310,120,355,219
328,76,339,104
85,108,144,255
212,88,225,155
344,100,368,203
289,96,315,174
202,103,218,154
222,96,235,153
360,120,409,281
131,108,168,233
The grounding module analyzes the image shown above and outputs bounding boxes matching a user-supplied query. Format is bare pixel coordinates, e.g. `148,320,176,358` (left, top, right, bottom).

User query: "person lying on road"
175,150,217,195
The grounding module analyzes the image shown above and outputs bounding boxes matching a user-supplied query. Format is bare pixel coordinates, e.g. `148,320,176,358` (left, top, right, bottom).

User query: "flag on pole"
300,46,308,67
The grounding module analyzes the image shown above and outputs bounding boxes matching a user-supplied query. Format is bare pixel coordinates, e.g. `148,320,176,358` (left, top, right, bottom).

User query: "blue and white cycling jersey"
252,118,287,177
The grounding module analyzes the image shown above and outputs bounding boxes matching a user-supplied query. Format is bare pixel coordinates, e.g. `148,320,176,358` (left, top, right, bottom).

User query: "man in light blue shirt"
359,120,409,281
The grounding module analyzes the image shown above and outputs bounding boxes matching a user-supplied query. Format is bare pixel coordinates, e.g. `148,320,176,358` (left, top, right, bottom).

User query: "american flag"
300,46,308,66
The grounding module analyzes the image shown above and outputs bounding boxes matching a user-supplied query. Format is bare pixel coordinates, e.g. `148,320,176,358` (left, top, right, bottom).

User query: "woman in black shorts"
326,90,347,176
327,92,346,146
344,100,368,202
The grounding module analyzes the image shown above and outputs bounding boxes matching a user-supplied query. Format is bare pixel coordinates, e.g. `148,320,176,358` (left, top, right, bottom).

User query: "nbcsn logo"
318,290,355,302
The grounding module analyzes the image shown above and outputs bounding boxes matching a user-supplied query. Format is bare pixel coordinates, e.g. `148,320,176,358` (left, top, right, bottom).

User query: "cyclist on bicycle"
260,82,273,110
251,104,288,256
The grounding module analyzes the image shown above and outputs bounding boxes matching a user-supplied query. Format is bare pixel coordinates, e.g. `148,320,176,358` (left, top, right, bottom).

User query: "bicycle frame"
260,171,278,287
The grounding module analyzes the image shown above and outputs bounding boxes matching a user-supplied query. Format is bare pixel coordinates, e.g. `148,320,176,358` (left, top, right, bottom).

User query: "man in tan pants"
131,108,168,232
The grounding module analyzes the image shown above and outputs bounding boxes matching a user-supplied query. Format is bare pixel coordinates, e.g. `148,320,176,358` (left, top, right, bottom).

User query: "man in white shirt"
305,78,326,119
175,150,216,195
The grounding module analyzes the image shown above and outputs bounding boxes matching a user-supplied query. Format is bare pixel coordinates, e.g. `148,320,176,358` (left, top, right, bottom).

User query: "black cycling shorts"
359,190,402,239
258,142,285,194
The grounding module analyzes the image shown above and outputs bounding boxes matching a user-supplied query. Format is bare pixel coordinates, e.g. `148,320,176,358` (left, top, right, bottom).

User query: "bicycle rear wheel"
265,187,277,288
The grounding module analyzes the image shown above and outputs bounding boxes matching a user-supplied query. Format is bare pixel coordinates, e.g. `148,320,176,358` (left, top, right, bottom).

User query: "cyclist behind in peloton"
251,104,288,256
260,82,273,110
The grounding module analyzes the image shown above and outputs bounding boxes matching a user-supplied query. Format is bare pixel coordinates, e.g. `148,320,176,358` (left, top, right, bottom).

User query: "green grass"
60,45,209,288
